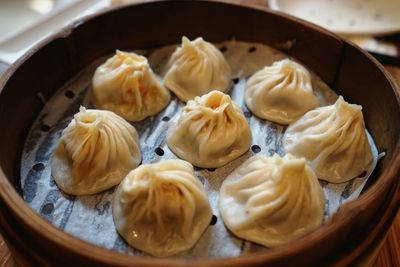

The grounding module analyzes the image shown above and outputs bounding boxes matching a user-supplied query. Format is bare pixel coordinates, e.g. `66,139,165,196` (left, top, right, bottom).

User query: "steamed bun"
284,96,373,183
219,154,325,247
163,37,232,102
92,50,170,121
166,90,251,168
51,107,141,195
112,159,212,257
245,59,318,124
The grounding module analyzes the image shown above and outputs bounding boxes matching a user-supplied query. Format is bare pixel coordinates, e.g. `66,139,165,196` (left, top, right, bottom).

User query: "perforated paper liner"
20,40,379,258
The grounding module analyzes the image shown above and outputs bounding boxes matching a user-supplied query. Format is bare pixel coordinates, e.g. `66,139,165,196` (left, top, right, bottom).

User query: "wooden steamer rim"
0,1,399,266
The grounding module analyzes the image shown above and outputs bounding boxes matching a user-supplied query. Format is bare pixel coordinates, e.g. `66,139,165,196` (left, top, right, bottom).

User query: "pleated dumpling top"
51,107,141,195
245,59,318,124
219,154,325,247
284,96,373,183
92,50,170,121
164,36,232,102
167,90,251,168
112,159,212,257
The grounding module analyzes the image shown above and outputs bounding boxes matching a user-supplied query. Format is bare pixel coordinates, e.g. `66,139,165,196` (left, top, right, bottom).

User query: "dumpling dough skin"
163,36,232,102
219,154,325,247
51,107,141,195
284,96,373,183
92,50,170,122
166,90,252,168
245,59,318,124
112,159,212,257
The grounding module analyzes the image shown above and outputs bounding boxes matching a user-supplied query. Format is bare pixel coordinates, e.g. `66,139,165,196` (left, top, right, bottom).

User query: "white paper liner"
20,40,380,258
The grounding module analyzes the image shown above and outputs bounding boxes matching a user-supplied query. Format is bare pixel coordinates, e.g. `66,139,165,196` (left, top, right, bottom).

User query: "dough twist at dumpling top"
51,107,141,195
284,96,373,183
92,50,170,121
112,159,212,257
219,154,325,247
163,36,232,102
167,90,251,168
245,59,318,124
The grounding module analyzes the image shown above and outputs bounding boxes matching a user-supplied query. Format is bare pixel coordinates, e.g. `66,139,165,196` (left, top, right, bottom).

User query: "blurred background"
0,0,110,64
0,0,399,66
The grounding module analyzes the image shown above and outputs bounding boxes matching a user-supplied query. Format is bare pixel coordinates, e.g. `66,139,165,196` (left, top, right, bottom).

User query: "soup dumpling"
112,159,212,257
219,154,325,247
92,50,170,121
245,59,318,124
166,90,251,168
163,36,232,102
51,107,141,195
284,96,373,183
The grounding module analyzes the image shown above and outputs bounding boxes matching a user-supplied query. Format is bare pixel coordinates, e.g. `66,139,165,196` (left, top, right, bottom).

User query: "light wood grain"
0,236,15,267
374,66,400,267
375,212,400,267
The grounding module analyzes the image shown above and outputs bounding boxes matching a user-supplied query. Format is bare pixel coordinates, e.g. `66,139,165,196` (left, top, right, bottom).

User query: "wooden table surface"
0,0,399,266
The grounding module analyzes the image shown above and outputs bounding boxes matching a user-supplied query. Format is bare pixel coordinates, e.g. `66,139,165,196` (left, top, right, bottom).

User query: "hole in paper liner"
210,215,218,225
41,203,54,215
243,111,252,118
155,147,165,156
251,145,261,153
33,163,45,171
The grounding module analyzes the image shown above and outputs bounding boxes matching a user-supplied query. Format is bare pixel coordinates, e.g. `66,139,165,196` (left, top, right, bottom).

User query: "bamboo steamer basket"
0,1,399,266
